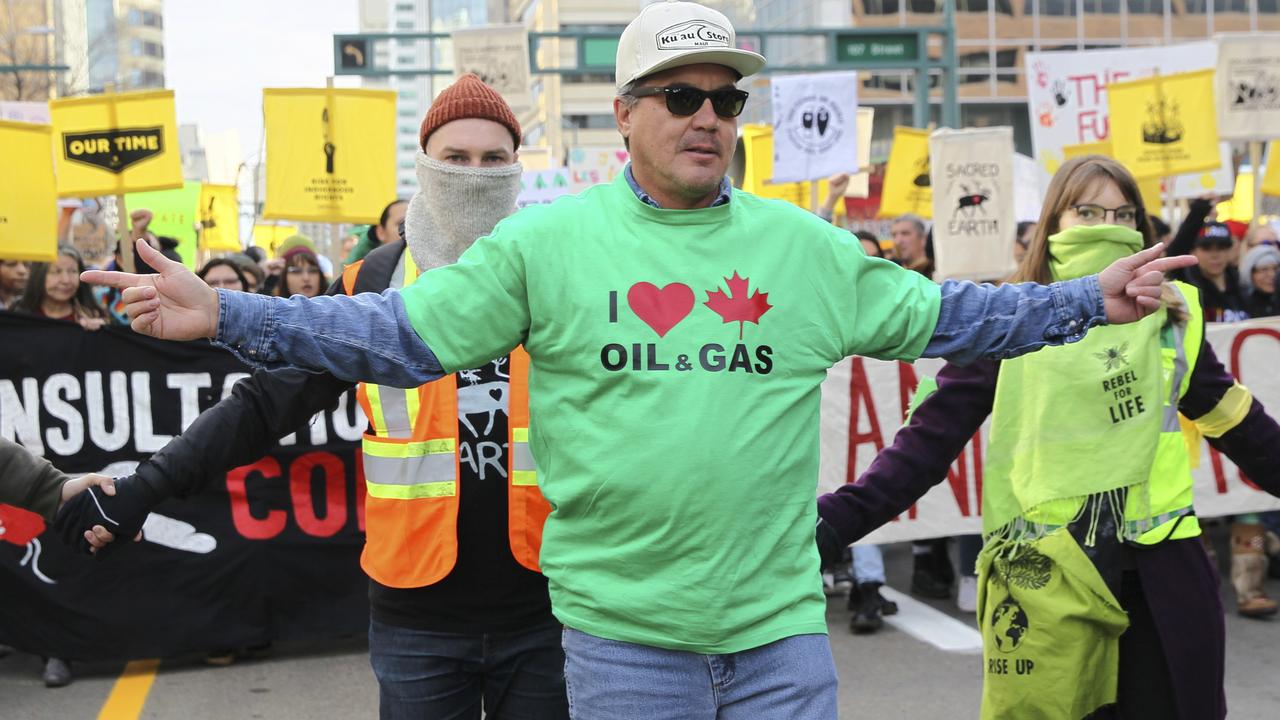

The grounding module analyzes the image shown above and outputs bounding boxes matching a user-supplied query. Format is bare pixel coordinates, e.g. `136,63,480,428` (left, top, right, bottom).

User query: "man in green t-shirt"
77,2,1195,717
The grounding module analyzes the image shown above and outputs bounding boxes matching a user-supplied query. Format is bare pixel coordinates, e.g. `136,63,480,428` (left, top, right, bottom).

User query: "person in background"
1243,223,1278,252
197,258,250,293
343,200,408,266
1013,220,1036,265
0,259,29,309
817,174,849,224
853,230,881,258
1240,244,1279,319
13,246,107,331
340,225,370,264
262,236,327,298
891,214,932,277
1169,221,1249,323
1148,215,1172,247
227,254,265,294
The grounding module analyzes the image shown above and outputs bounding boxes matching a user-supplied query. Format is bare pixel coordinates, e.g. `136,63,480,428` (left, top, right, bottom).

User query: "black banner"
0,312,369,660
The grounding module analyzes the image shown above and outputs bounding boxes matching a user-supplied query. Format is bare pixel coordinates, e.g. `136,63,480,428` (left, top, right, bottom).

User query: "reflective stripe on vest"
356,247,549,586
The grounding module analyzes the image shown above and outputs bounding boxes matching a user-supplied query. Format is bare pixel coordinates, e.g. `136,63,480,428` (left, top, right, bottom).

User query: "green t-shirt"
400,174,941,653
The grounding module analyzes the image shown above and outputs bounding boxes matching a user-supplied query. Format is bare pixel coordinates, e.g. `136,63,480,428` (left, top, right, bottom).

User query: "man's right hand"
81,239,220,340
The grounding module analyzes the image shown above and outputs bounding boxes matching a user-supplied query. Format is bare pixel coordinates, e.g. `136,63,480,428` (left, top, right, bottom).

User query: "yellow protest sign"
740,124,836,214
262,88,396,223
1264,150,1280,198
879,126,932,219
1107,70,1220,180
252,224,299,256
0,121,58,262
48,90,182,197
1060,140,1163,212
1216,172,1253,223
200,184,241,252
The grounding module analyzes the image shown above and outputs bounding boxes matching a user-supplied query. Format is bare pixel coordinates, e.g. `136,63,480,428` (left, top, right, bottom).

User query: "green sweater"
400,174,941,653
0,437,68,522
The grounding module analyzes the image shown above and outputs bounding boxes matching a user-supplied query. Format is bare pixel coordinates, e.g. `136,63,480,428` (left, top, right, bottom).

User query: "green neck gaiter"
1048,224,1144,281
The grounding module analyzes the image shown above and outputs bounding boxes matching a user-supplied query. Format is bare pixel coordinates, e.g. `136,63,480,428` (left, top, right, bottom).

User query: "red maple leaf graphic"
704,272,773,340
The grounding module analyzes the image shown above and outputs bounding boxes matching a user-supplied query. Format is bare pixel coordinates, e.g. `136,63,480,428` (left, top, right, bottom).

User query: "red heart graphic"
627,282,694,338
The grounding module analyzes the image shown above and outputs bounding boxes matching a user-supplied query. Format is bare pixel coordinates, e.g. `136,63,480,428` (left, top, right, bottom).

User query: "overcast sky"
164,0,361,163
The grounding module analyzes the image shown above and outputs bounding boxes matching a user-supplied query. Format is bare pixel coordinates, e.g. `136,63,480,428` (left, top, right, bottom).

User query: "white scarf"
405,152,522,272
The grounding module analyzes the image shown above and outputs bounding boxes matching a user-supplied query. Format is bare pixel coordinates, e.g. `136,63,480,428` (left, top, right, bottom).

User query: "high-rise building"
0,0,55,101
84,0,165,94
360,0,505,198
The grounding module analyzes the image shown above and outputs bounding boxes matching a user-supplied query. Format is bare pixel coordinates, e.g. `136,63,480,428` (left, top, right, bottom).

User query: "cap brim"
620,48,766,90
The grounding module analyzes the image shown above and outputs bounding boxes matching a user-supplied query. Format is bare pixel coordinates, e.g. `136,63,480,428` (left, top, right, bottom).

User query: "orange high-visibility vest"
345,250,551,588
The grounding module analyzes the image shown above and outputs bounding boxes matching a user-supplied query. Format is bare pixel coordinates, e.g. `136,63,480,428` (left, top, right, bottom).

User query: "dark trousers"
368,617,569,720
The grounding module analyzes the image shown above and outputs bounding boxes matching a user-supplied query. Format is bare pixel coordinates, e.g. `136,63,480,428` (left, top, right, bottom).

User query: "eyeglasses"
1071,204,1138,227
627,85,749,119
286,265,321,276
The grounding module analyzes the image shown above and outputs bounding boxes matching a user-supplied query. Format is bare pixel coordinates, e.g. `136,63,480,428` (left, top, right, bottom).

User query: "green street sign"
835,33,918,63
581,37,618,68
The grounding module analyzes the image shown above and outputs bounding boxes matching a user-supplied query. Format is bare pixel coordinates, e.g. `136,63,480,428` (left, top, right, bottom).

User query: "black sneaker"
911,549,954,600
42,658,72,688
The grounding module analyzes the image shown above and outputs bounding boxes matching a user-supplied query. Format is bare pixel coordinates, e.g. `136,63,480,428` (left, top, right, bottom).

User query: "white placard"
1013,153,1045,222
1171,142,1235,200
844,107,875,198
818,318,1280,545
1215,33,1280,141
929,127,1016,282
451,24,531,113
769,71,859,183
1025,43,1216,182
517,168,573,207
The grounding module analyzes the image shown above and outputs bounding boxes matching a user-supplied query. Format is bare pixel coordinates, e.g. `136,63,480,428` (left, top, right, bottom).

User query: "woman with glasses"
1240,244,1279,319
264,237,328,299
818,155,1280,720
13,246,108,331
196,258,250,293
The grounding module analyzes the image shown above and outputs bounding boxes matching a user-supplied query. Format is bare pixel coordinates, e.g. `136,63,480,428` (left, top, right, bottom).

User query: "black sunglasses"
627,85,749,118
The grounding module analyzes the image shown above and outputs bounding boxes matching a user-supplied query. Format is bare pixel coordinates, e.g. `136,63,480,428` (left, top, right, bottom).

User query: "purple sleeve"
1181,340,1280,498
817,359,998,545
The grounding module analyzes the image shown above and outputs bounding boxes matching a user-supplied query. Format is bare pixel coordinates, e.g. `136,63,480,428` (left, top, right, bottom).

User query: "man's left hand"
1099,242,1198,324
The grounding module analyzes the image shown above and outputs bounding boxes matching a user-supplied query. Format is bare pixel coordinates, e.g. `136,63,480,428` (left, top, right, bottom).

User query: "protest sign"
518,168,573,207
1060,141,1164,214
1108,70,1220,180
878,126,931,219
127,181,201,268
1264,146,1280,198
1215,33,1280,141
567,146,629,191
1171,143,1235,201
818,318,1280,544
252,223,299,256
929,127,1015,281
262,88,396,223
769,71,859,183
48,90,182,197
199,184,241,252
1025,43,1215,181
740,124,838,211
0,120,57,262
451,24,532,113
0,314,367,660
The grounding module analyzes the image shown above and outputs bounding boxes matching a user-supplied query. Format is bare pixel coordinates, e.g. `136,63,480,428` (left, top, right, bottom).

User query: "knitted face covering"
406,152,522,272
1047,224,1144,281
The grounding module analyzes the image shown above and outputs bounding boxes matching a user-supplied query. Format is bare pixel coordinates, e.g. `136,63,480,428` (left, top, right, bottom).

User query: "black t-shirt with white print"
368,356,553,634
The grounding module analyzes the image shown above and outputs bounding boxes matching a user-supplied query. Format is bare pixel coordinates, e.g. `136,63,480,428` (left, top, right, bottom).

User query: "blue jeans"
560,627,837,720
851,544,886,583
368,618,569,720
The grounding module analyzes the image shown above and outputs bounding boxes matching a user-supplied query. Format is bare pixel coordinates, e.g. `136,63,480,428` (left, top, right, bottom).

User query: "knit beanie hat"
276,234,318,262
418,73,521,152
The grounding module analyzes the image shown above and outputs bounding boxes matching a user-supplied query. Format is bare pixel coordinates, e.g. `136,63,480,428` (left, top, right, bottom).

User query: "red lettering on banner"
1229,328,1280,381
1208,446,1228,494
290,452,347,538
227,458,287,540
970,431,984,510
1077,110,1108,143
847,358,885,482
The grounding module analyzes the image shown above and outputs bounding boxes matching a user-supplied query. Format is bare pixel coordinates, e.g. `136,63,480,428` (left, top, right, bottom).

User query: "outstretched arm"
817,360,997,546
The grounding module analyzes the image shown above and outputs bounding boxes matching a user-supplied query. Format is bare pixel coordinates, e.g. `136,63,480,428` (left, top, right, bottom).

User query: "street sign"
339,38,368,70
835,33,918,63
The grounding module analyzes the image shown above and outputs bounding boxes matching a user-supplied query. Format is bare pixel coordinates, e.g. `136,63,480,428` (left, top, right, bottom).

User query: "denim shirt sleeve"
922,275,1106,366
211,288,444,389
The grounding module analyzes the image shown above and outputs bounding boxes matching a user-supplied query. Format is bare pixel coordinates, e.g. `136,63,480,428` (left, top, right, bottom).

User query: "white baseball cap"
615,1,766,92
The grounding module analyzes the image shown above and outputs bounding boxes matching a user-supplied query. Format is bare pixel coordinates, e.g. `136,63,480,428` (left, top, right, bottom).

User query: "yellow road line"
97,659,160,720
